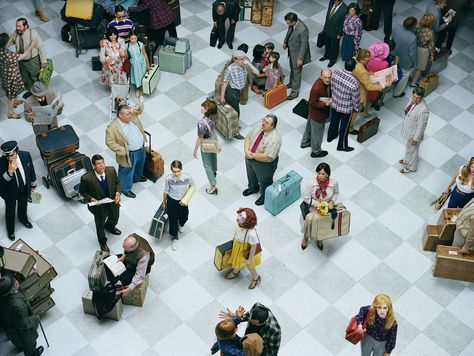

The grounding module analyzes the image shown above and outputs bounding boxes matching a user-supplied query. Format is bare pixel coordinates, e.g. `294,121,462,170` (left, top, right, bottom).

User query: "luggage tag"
448,250,458,255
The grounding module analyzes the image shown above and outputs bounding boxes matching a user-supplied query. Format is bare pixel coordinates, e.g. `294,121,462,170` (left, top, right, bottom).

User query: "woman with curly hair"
225,208,261,290
444,157,474,208
356,294,398,356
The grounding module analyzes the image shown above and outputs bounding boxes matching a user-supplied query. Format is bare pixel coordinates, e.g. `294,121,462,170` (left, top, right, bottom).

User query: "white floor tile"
152,324,209,356
385,242,433,283
419,137,455,168
92,321,149,355
400,333,450,356
378,203,425,240
331,240,380,281
280,330,333,356
44,317,88,356
373,167,417,200
367,135,405,165
447,287,474,330
52,269,88,314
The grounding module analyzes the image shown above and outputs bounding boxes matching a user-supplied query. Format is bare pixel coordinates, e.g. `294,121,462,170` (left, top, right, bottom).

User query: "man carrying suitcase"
80,155,122,253
0,141,36,241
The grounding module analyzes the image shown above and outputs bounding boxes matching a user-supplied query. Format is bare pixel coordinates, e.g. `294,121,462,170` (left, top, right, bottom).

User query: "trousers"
92,203,120,245
323,35,340,62
327,109,351,150
201,150,217,186
166,195,189,239
360,334,387,356
245,157,279,198
225,87,241,118
393,67,412,97
288,56,303,96
19,55,40,90
301,118,325,154
216,16,236,45
118,146,146,192
448,188,474,209
151,22,177,47
371,0,395,39
404,140,420,171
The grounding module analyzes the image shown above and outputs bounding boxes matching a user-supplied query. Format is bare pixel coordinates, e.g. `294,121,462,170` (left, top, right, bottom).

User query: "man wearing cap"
79,154,122,253
220,50,260,140
0,141,36,241
106,103,147,199
0,273,44,356
24,81,63,134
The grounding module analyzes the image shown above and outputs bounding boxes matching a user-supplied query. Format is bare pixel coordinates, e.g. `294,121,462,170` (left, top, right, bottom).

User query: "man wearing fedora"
24,81,63,134
0,141,36,241
0,273,44,356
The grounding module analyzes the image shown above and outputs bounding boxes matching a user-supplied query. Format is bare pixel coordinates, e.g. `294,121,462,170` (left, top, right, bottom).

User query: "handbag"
300,198,312,219
243,229,262,259
123,42,132,73
38,58,53,86
345,307,372,345
201,120,221,153
210,27,217,47
317,31,325,48
431,189,451,210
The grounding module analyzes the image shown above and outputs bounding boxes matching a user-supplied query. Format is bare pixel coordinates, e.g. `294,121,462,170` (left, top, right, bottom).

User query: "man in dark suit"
283,12,311,100
371,0,396,41
0,141,36,241
79,154,122,252
321,0,347,67
212,0,240,49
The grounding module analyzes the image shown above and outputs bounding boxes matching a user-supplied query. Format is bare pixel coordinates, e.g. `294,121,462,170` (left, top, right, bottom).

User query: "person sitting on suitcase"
23,81,63,132
300,162,339,251
0,141,36,241
243,114,282,206
106,103,147,199
212,0,240,49
0,273,44,356
79,154,122,253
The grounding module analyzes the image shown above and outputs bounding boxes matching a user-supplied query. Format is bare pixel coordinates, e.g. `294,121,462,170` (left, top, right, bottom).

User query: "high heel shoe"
301,238,308,251
248,275,261,289
206,187,218,195
317,241,323,251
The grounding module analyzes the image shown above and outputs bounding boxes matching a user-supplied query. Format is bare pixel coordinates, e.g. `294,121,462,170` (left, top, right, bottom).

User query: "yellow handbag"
431,189,451,210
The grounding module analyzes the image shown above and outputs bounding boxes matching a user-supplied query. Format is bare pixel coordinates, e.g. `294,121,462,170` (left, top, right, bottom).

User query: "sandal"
224,270,240,280
13,99,23,108
7,112,21,119
399,159,407,164
248,276,261,290
400,167,412,174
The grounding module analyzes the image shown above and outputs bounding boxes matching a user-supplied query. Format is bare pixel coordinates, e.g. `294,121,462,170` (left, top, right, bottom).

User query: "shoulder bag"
345,307,372,345
200,120,221,153
243,229,262,259
123,42,131,73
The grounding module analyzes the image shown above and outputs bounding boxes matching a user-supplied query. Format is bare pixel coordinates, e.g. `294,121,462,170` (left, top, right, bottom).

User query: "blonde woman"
410,13,435,87
356,294,398,356
444,157,474,208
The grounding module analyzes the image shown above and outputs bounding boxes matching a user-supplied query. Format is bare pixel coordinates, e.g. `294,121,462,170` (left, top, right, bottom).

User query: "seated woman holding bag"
225,208,262,290
300,162,339,251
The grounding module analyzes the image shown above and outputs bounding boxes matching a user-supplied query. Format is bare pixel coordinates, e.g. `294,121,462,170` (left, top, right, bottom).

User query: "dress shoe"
217,42,224,49
100,244,110,252
234,133,244,140
227,42,233,49
36,346,44,355
22,221,33,229
300,143,311,149
134,176,147,183
317,241,324,250
327,61,336,68
8,233,15,241
123,191,136,198
286,94,298,100
255,196,265,206
310,150,328,158
337,147,354,152
27,196,32,203
348,129,359,135
22,91,32,99
393,92,406,98
106,227,122,235
319,56,328,61
243,189,258,196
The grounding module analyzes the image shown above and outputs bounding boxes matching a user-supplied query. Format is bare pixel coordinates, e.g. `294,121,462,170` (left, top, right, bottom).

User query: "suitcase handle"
144,130,152,154
66,168,76,175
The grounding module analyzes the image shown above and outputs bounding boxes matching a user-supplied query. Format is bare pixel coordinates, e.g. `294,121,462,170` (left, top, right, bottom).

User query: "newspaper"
87,197,114,207
32,93,62,126
369,65,398,87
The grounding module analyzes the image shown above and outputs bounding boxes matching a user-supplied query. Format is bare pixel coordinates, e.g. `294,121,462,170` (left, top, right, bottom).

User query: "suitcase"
65,0,94,20
293,99,308,119
30,285,54,305
71,24,103,57
438,208,462,225
165,37,178,47
243,0,252,20
418,73,438,97
251,0,262,24
3,248,36,281
214,240,233,271
48,152,93,197
142,64,161,95
19,273,41,300
422,224,454,252
122,274,149,306
143,131,164,183
207,96,239,140
88,250,109,292
152,47,160,65
36,125,79,159
185,49,192,70
175,38,190,54
264,83,287,108
31,296,55,316
433,245,474,283
264,170,303,216
92,56,102,71
261,1,274,27
60,168,87,198
357,117,380,143
149,205,168,239
309,204,351,241
159,45,187,74
82,291,123,321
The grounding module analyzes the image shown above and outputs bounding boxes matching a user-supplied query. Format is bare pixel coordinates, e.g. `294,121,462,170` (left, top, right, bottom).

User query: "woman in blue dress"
127,30,150,102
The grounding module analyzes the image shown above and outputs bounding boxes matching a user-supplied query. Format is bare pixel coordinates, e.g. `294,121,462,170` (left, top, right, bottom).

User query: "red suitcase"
264,83,287,108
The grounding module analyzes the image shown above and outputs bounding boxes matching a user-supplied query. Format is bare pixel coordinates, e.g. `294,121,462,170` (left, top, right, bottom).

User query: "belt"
456,187,466,195
129,146,143,153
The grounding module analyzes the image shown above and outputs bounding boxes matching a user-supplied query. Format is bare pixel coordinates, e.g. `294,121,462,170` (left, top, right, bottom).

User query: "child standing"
263,52,284,90
127,31,150,102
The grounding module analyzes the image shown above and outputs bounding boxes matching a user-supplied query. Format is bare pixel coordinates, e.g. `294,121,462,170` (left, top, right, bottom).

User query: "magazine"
103,255,126,277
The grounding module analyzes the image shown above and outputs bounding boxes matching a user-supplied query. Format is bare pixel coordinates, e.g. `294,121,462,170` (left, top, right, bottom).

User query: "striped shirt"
108,18,134,42
164,173,194,201
330,69,360,114
224,63,248,90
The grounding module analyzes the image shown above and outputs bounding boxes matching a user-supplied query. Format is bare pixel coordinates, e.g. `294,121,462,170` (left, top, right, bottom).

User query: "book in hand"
103,255,126,277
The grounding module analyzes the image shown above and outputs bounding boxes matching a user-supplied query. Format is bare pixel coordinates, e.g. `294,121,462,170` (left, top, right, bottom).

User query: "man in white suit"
399,87,429,174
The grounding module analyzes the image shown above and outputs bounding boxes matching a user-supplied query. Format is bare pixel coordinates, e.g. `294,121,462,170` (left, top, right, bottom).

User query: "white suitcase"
175,38,190,54
60,168,87,198
142,64,160,95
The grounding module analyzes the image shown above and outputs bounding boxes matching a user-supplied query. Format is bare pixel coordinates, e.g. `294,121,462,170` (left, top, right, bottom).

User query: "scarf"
314,177,330,200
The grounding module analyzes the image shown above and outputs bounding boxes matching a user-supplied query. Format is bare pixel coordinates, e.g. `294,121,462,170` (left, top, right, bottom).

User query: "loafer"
123,191,136,198
300,143,311,149
327,61,336,68
100,244,110,252
286,94,298,100
255,196,265,206
134,176,147,183
217,42,224,49
234,133,244,140
227,43,233,49
243,189,258,196
22,221,33,229
337,147,354,152
393,92,406,98
106,227,122,235
36,346,44,356
348,130,359,135
310,150,328,158
8,233,15,241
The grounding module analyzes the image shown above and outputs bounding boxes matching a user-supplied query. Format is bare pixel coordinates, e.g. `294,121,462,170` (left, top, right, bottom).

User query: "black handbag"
317,31,325,48
210,27,217,47
300,198,312,219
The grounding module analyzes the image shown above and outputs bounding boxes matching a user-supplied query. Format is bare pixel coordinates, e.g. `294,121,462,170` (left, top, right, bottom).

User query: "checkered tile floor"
1,0,474,355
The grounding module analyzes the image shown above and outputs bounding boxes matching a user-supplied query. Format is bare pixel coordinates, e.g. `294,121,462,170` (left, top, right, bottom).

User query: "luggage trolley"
110,83,130,121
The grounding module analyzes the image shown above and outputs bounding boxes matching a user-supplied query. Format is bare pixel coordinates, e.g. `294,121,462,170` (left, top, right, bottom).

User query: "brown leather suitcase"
35,125,79,159
261,1,274,27
31,296,55,316
264,83,287,108
143,131,164,183
422,224,454,252
357,117,380,143
29,285,54,305
433,245,474,283
3,248,36,281
251,0,262,24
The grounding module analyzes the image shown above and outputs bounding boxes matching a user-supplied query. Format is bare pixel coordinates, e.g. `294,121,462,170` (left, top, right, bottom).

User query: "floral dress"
341,14,363,61
264,64,284,90
99,38,128,85
0,48,25,98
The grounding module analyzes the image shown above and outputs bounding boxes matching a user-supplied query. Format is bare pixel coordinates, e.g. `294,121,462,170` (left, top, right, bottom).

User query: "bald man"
300,69,332,158
112,235,150,297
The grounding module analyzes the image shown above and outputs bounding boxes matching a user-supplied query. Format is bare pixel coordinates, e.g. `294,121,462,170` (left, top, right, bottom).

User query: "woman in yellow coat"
225,208,262,289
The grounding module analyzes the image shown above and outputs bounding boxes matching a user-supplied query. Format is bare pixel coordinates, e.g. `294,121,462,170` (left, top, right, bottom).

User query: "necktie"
99,175,109,196
405,102,414,115
329,4,338,17
284,26,294,46
250,131,265,153
15,167,25,190
19,35,24,54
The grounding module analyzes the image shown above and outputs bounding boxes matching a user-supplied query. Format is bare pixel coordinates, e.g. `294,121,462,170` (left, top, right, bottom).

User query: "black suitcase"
47,152,92,197
357,117,380,143
36,125,79,159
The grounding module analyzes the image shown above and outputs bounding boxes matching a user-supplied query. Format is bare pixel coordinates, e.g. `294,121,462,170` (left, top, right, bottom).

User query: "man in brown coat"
301,69,333,158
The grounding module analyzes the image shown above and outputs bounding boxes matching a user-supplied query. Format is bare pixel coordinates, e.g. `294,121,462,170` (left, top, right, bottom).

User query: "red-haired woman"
225,208,261,289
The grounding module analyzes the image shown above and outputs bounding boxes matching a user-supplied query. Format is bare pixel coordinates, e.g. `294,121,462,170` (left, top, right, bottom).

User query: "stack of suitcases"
154,37,192,75
251,0,274,26
3,239,57,316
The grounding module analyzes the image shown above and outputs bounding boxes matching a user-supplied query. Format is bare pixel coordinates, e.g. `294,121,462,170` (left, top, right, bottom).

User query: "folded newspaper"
32,93,62,125
369,65,398,87
87,197,114,207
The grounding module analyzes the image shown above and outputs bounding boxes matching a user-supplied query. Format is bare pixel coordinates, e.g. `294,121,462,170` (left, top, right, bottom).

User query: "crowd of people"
0,1,473,356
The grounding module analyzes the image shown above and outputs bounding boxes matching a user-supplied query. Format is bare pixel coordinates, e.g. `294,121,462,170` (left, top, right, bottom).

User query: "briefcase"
31,296,55,316
88,250,109,292
36,125,79,159
143,131,164,183
60,167,87,198
422,224,454,252
214,240,233,271
3,248,36,281
142,64,161,95
433,245,474,283
149,205,168,239
418,73,438,97
261,1,274,27
208,96,239,140
92,56,102,71
82,291,123,321
264,170,303,216
251,0,262,24
264,83,287,108
357,117,380,143
309,204,351,241
293,99,309,119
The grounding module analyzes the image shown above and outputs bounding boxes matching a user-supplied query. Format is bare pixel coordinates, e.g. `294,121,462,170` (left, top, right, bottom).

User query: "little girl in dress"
263,52,284,91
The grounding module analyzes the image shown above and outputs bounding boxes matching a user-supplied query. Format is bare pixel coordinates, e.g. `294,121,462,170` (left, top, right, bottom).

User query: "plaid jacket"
234,303,281,356
128,0,176,30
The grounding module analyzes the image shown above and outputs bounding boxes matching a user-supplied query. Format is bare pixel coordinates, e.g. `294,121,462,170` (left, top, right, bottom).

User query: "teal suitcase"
159,45,187,74
264,170,303,216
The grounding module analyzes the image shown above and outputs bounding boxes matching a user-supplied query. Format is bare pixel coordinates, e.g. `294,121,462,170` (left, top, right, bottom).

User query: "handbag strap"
254,229,261,245
202,118,213,138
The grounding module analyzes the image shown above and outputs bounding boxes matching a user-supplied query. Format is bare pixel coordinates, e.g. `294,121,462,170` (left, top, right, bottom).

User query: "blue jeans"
118,146,146,193
448,187,474,208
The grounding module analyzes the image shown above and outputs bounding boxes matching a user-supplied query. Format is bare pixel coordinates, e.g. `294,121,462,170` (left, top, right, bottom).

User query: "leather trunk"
264,83,287,108
433,245,474,283
122,274,149,307
261,1,274,27
47,152,93,197
418,73,438,97
143,131,164,183
207,96,239,140
31,296,55,316
422,224,454,252
3,248,36,281
357,117,380,143
251,0,262,24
